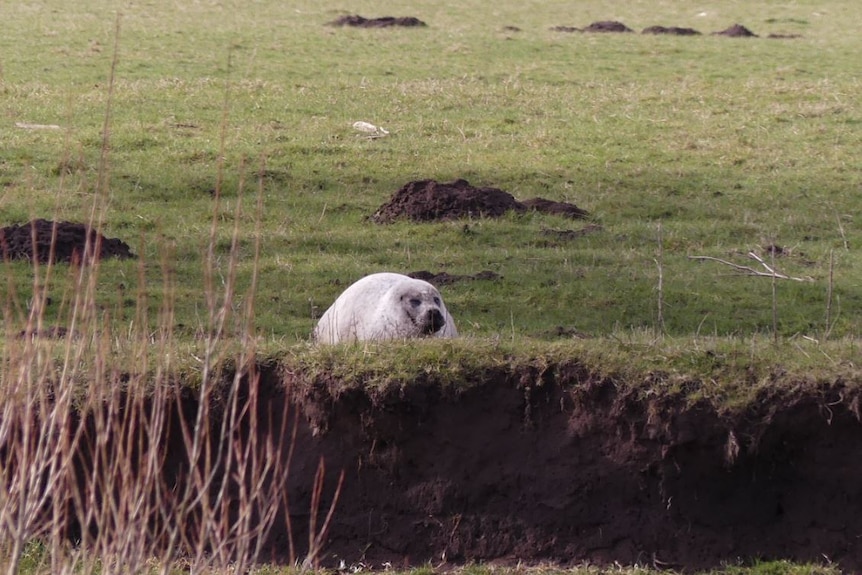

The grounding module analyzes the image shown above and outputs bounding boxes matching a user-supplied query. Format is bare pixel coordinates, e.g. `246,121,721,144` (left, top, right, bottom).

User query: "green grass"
6,5,861,569
3,0,862,346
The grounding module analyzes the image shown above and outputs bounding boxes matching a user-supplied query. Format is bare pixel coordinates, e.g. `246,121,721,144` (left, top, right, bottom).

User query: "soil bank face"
273,366,862,571
41,363,862,571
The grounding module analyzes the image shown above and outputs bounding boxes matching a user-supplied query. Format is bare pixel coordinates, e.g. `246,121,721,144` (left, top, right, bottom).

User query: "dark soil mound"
521,197,589,219
371,179,588,223
328,15,427,28
713,24,758,37
371,179,525,222
642,25,701,36
408,270,501,285
17,326,75,340
0,219,135,263
583,21,633,33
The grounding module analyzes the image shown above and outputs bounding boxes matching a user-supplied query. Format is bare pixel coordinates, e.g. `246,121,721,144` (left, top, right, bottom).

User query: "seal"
313,272,458,344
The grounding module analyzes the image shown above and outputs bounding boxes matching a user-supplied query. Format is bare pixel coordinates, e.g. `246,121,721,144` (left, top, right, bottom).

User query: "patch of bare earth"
584,21,633,33
327,15,427,28
20,364,862,572
550,21,633,33
275,369,862,572
713,24,759,37
370,179,588,223
0,219,135,263
642,26,701,36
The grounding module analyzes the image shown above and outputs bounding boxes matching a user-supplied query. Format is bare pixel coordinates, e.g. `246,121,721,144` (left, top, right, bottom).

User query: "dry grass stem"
689,253,814,282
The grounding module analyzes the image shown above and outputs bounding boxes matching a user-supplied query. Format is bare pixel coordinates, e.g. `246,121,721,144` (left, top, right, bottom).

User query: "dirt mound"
327,15,427,28
17,326,76,340
0,219,135,263
583,20,633,33
520,197,589,219
370,179,588,223
713,24,758,37
642,25,701,36
408,270,501,285
550,21,633,33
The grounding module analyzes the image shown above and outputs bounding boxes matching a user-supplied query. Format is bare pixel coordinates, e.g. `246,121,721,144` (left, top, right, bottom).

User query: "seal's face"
399,287,447,336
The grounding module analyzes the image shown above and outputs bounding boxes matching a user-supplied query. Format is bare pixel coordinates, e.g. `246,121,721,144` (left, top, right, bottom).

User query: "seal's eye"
409,298,421,308
433,297,441,306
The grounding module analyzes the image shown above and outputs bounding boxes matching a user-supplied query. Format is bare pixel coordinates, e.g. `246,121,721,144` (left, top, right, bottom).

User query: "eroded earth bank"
47,361,862,572
250,362,860,571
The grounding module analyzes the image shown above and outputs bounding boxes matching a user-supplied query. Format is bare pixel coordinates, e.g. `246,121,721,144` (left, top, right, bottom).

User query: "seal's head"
397,286,447,336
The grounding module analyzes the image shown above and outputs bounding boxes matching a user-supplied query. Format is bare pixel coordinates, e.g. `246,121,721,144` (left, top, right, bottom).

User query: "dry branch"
688,252,814,282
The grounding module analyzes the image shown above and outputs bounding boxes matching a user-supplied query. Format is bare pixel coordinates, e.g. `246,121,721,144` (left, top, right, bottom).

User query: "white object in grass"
352,121,389,138
313,272,458,344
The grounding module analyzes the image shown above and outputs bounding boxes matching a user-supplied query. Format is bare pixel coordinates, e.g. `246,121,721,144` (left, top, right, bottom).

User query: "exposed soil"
17,326,75,340
0,219,135,263
642,26,701,36
284,370,862,572
547,22,792,40
265,368,862,571
713,24,759,38
328,15,427,28
550,21,633,33
584,21,633,33
520,197,590,219
370,179,588,223
22,364,862,572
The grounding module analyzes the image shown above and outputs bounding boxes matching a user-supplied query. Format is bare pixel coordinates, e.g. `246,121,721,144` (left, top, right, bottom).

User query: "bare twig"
688,253,814,282
836,213,849,251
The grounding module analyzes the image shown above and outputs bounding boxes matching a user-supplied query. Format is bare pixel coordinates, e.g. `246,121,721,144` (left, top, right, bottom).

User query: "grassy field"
3,0,861,344
2,0,862,573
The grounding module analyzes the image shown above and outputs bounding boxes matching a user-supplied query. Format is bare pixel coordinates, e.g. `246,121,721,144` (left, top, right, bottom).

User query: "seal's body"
314,272,458,344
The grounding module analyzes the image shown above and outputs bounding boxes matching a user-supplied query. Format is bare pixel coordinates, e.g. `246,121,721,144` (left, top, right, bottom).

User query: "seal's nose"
422,309,446,335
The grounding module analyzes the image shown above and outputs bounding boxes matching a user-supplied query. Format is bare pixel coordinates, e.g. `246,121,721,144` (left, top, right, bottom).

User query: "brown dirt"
520,197,589,219
273,367,862,572
0,219,135,263
583,21,634,33
642,26,701,36
713,24,759,37
28,364,862,572
370,179,588,223
328,15,427,28
549,21,633,33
